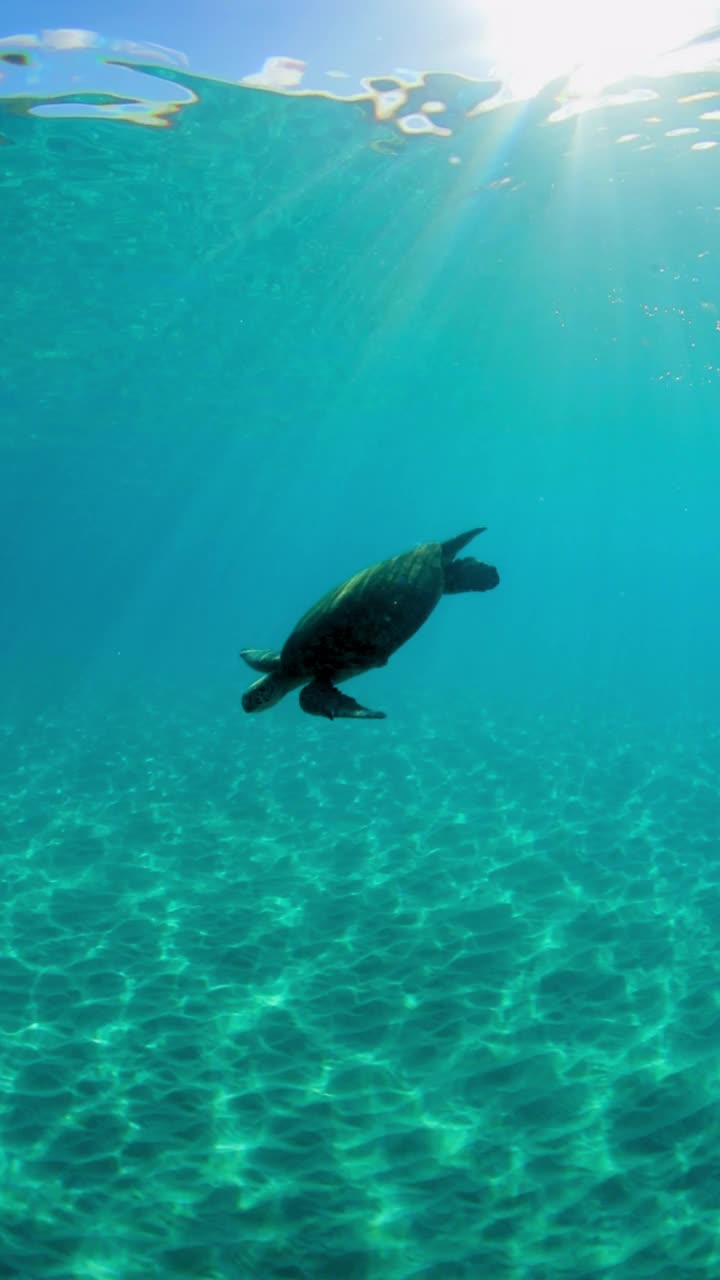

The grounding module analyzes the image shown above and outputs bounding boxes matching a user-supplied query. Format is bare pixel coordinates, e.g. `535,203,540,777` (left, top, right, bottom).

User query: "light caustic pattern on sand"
0,693,719,1279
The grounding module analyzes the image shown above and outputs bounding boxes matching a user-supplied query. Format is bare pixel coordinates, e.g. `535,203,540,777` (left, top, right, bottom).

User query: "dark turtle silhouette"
240,527,499,720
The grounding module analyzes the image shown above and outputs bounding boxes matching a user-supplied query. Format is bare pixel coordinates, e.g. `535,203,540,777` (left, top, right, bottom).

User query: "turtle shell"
281,541,444,681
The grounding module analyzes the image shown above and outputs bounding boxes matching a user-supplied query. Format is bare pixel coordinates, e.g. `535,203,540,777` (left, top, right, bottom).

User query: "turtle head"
242,671,295,713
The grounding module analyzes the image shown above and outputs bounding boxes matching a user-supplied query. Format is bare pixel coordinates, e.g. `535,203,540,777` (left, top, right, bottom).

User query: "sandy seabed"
0,686,719,1280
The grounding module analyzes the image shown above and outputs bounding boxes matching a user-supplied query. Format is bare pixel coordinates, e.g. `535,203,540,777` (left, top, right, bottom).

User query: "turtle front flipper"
300,679,386,721
240,648,282,672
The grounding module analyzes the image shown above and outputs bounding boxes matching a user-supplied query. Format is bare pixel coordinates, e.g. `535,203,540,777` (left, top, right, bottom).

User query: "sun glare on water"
474,0,719,98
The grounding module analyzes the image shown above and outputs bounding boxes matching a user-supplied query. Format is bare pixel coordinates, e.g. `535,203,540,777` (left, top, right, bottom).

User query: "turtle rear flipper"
300,679,386,721
444,557,499,594
441,527,486,561
240,648,282,672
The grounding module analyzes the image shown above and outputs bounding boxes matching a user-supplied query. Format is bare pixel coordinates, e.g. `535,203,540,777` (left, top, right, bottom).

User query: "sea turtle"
240,527,499,720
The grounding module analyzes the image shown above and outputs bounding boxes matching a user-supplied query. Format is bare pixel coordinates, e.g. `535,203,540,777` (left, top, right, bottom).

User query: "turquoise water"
2,56,720,1278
